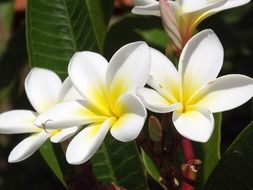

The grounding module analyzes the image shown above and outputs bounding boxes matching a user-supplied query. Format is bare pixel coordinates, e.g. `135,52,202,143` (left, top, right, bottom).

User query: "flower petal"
8,131,50,163
179,29,224,101
110,93,146,142
160,0,182,49
35,100,107,129
58,77,83,102
149,48,180,101
172,107,214,142
25,67,62,113
106,42,150,104
68,51,109,115
209,0,250,13
191,74,253,113
133,0,156,6
178,0,226,13
0,110,39,134
66,118,113,164
137,88,181,113
50,126,80,143
132,1,161,16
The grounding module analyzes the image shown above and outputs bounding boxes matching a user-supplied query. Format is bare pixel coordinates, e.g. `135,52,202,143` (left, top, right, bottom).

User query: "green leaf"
26,0,113,78
91,135,148,190
141,149,167,189
194,113,222,189
204,121,253,190
40,141,67,188
136,28,169,50
104,14,163,59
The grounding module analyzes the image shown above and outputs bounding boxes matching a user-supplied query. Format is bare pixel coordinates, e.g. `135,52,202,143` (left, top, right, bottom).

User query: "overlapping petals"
132,0,250,48
0,68,81,162
36,42,151,164
138,29,253,142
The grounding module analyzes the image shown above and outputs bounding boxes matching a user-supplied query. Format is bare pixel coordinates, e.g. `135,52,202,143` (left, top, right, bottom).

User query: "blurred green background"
0,0,252,189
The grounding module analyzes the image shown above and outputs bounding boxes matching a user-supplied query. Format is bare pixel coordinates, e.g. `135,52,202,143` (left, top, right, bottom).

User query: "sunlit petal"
50,126,80,143
132,1,161,16
58,77,83,102
25,67,62,113
137,88,181,113
35,100,107,129
106,42,150,103
68,51,109,114
0,110,39,134
66,118,113,164
110,93,146,142
133,0,156,6
209,0,250,13
178,0,226,13
191,75,253,113
172,107,214,142
8,131,50,163
149,48,180,101
179,29,223,101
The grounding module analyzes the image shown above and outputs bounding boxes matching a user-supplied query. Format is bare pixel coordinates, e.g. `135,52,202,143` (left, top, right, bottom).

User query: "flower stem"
181,137,195,162
181,138,201,190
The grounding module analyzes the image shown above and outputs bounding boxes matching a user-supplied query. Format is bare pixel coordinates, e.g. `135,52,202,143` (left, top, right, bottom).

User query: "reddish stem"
181,137,195,162
181,138,199,190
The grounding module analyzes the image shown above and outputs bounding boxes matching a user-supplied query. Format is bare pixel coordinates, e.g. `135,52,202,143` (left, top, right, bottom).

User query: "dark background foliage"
0,0,252,189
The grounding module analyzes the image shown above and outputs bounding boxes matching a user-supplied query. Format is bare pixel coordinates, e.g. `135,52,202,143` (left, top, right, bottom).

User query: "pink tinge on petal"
159,0,182,49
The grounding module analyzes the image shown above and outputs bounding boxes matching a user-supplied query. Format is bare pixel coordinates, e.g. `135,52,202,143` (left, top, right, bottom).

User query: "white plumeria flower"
132,0,250,49
137,29,253,142
35,42,150,165
0,68,81,163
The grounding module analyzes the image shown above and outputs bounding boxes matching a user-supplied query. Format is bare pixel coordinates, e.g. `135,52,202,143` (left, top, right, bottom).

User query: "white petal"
0,110,39,134
106,42,150,103
58,77,83,102
132,1,161,16
110,93,146,142
25,67,62,113
179,29,224,101
137,88,181,113
8,131,50,163
50,126,80,143
66,118,113,164
172,108,214,142
149,48,180,101
191,75,253,113
179,0,226,13
133,0,156,6
210,0,250,13
35,100,107,129
68,51,109,115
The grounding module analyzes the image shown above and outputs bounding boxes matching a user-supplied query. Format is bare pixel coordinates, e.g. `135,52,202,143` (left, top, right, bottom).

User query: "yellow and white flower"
0,68,81,162
35,42,151,164
137,29,253,142
132,0,250,49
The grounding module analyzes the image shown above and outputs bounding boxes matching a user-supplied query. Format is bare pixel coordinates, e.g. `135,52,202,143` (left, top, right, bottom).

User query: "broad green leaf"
194,113,222,189
26,0,113,78
204,121,253,190
40,140,67,188
91,135,148,190
104,14,163,59
136,28,169,50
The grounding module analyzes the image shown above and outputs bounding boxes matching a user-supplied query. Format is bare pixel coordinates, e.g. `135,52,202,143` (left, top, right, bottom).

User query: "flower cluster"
132,0,250,51
0,0,252,165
